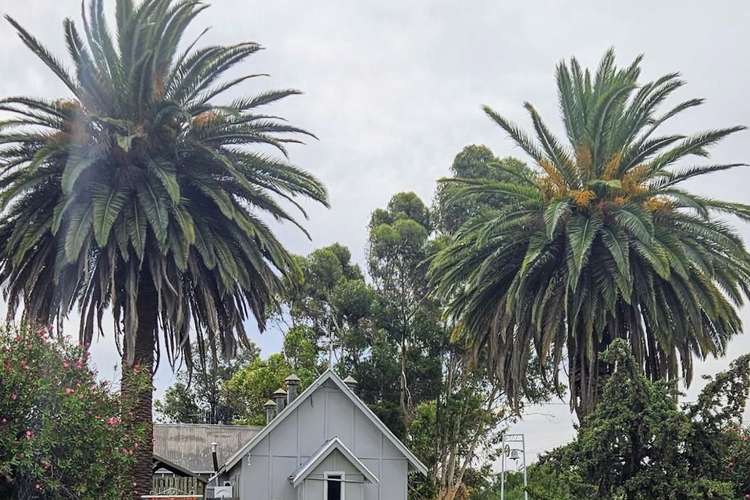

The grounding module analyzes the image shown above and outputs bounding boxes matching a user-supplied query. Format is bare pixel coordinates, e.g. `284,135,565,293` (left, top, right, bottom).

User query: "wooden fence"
151,475,205,496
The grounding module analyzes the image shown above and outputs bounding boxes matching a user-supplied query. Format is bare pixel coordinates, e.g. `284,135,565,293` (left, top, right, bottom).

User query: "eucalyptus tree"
430,50,750,419
0,0,326,494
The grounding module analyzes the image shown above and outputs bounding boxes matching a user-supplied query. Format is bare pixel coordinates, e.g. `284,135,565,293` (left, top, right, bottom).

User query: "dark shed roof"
153,423,262,475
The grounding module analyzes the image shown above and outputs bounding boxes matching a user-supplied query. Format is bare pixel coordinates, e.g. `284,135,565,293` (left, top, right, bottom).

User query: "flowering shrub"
0,325,134,499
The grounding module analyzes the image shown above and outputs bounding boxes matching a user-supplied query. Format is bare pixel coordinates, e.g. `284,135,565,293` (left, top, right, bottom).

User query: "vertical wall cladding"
355,410,380,458
325,389,355,445
236,377,413,500
271,456,298,499
381,458,408,499
299,391,325,456
240,451,269,499
227,464,242,498
360,458,380,500
302,477,323,500
306,450,364,500
270,410,298,457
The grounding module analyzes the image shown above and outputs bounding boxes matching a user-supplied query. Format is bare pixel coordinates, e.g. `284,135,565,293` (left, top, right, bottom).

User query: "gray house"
211,370,428,500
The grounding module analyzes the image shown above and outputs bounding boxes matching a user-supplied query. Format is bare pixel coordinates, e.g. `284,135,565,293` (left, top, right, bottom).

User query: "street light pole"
522,434,528,500
499,433,527,500
500,434,506,500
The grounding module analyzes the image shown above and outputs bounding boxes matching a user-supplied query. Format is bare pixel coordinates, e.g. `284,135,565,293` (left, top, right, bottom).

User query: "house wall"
227,380,409,500
301,449,364,500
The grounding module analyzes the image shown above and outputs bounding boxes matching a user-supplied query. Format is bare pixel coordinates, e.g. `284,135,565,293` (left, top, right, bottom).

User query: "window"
324,472,345,500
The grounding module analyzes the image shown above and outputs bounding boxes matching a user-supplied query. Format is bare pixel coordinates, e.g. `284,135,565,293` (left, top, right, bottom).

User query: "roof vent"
264,399,277,425
273,388,288,412
343,375,358,393
285,373,301,404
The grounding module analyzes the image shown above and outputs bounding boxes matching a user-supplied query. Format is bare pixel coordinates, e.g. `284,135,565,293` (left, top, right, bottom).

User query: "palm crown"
430,50,750,417
0,0,327,368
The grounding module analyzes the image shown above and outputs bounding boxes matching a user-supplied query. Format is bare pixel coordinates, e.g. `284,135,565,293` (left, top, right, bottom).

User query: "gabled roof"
289,437,378,487
153,452,206,482
218,370,428,476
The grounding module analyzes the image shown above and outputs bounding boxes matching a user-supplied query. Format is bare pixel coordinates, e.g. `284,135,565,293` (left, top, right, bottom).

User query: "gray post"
500,434,506,500
285,374,301,404
343,375,358,394
264,399,277,424
273,388,288,412
522,434,528,500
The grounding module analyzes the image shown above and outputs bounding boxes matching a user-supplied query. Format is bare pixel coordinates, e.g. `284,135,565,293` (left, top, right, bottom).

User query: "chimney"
264,399,277,424
272,388,288,412
343,375,358,393
285,374,301,404
211,442,219,472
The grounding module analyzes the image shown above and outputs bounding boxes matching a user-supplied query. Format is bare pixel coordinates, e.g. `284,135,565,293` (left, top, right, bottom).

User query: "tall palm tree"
429,50,750,420
0,0,327,495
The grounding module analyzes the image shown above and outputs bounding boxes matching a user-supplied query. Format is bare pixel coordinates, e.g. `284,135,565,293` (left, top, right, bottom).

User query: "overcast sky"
1,0,749,461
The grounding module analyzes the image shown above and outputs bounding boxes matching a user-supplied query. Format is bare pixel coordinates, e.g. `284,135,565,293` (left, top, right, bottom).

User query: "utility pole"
500,433,528,500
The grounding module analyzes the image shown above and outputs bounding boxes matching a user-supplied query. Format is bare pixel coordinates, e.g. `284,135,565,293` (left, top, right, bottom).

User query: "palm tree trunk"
121,273,157,499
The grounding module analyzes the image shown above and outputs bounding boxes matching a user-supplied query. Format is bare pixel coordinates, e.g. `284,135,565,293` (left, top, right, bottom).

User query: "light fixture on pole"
499,433,528,500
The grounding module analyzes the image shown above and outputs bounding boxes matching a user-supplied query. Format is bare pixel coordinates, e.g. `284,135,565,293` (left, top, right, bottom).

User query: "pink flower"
64,388,75,395
63,361,70,369
25,430,33,439
10,393,17,401
106,416,121,426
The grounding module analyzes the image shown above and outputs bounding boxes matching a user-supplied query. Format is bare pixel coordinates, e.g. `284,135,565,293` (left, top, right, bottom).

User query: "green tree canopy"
430,50,750,418
155,343,258,424
367,193,442,430
434,145,528,234
224,350,317,426
532,340,750,500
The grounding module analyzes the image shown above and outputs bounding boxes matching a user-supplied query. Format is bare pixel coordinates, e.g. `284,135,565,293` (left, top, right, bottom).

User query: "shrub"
0,325,134,499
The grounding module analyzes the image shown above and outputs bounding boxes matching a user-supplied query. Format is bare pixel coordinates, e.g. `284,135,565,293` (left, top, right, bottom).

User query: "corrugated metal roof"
153,423,262,474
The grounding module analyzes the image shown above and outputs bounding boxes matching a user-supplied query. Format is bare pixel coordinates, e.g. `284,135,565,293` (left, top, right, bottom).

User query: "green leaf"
136,182,169,247
127,203,147,260
193,223,217,269
172,205,196,245
92,183,129,246
64,201,93,262
62,155,97,195
614,205,653,243
197,183,235,220
149,160,180,204
51,196,76,234
633,239,671,280
566,214,602,289
600,226,632,298
544,199,570,240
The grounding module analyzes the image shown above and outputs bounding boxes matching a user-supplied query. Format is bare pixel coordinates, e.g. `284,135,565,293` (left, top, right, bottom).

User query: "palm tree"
0,0,327,495
429,50,750,420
